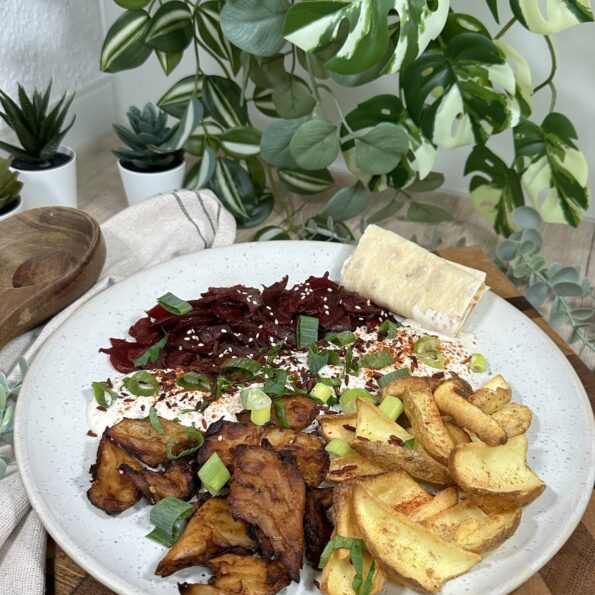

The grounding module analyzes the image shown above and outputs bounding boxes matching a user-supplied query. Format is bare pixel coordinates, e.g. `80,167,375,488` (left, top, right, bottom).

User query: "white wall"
103,0,595,219
0,0,116,151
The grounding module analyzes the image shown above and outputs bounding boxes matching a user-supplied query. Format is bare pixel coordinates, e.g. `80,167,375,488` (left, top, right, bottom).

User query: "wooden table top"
46,245,594,595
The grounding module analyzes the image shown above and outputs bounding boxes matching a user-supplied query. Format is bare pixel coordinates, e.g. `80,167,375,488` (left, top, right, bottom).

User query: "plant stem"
495,17,517,39
534,36,557,92
194,35,233,79
192,39,202,97
266,163,298,235
318,84,354,134
305,54,329,121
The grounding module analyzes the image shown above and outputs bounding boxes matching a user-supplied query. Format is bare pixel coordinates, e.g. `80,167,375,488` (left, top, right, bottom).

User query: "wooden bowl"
0,207,106,349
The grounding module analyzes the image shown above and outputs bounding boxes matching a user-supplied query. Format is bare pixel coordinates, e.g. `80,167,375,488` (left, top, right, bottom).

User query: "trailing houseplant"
113,100,202,204
0,157,23,221
0,82,78,209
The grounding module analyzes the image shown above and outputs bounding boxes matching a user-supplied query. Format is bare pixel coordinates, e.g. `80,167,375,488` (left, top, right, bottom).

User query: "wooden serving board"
46,246,594,595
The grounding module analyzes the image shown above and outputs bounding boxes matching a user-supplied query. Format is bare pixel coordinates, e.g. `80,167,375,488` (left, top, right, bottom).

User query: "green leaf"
484,0,500,22
515,113,590,226
554,282,585,297
114,0,149,7
297,49,329,80
550,266,580,285
571,308,595,321
278,168,334,195
249,55,288,88
549,309,569,328
208,158,252,218
152,99,203,152
406,172,445,193
237,192,275,228
220,0,289,57
272,77,316,119
303,216,355,243
402,33,520,149
406,200,454,223
100,10,151,73
155,50,183,75
253,225,291,241
354,122,409,176
513,206,542,230
525,281,549,308
145,1,193,52
261,117,309,169
202,76,249,128
184,146,217,189
196,1,239,64
289,119,340,170
366,197,405,223
253,87,279,118
495,40,533,118
157,76,200,118
219,127,262,159
465,145,525,236
511,0,594,34
322,183,369,222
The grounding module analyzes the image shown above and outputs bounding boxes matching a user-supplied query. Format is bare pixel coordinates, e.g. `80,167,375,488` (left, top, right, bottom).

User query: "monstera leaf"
465,145,525,236
494,40,533,118
510,0,593,34
514,113,590,226
284,0,450,76
402,33,520,148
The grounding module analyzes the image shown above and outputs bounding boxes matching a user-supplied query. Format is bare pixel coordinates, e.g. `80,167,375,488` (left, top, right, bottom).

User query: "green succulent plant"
113,103,186,173
0,158,23,214
0,82,75,169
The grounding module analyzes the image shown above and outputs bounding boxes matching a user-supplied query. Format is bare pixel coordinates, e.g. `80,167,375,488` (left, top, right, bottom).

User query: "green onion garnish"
378,319,401,339
378,368,411,388
307,345,330,375
403,438,415,449
297,315,319,348
325,330,356,346
378,396,404,421
165,427,204,460
310,382,334,403
251,406,271,425
133,333,169,368
413,336,441,354
469,352,487,373
266,341,285,363
146,496,194,547
339,388,376,414
157,292,192,316
91,381,118,407
273,399,289,428
198,452,231,495
359,349,394,369
325,438,355,457
123,371,159,396
239,387,272,426
222,357,262,376
214,376,232,399
175,372,211,391
149,406,164,434
343,346,358,377
418,350,446,369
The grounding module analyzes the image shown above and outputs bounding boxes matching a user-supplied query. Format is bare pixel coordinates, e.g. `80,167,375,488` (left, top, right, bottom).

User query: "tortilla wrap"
341,225,487,336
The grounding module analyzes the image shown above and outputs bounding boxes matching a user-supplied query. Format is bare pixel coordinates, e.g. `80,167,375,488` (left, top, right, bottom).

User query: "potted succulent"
0,83,77,209
0,157,23,222
113,100,202,205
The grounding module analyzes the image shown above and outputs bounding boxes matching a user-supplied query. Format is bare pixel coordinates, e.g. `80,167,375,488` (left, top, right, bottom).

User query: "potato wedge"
444,421,471,445
318,414,357,443
351,437,453,486
434,380,508,446
326,453,385,483
380,376,434,398
321,549,386,595
422,501,521,553
352,484,481,592
468,375,512,414
357,470,432,515
491,403,532,438
449,435,545,512
333,482,361,559
355,398,413,443
402,387,454,465
408,487,459,522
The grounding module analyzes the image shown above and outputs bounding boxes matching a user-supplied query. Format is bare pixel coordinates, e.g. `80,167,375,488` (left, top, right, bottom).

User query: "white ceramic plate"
15,242,594,595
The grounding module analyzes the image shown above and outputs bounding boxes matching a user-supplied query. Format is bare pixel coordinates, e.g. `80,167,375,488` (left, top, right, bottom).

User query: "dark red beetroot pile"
101,274,392,374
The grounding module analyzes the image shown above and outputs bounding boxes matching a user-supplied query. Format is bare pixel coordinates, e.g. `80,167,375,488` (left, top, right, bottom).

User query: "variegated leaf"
510,0,594,34
202,76,249,128
157,76,202,118
184,146,217,188
253,87,279,117
156,50,183,75
253,225,291,241
494,40,533,118
208,158,252,218
100,10,151,73
278,168,334,195
219,127,262,158
515,113,590,226
196,1,239,64
151,98,203,152
145,1,193,52
402,33,520,148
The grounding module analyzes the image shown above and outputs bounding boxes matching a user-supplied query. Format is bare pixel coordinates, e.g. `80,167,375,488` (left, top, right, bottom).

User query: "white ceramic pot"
11,146,78,210
0,195,24,222
117,159,186,206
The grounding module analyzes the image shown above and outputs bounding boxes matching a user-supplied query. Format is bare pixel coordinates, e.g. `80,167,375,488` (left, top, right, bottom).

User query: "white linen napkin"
0,189,236,595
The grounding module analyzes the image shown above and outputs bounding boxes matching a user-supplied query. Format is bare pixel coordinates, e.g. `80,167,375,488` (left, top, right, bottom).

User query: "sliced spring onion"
146,496,194,547
377,368,411,388
133,333,169,367
157,292,193,315
403,438,415,449
325,438,355,457
91,381,118,407
166,427,204,460
378,319,401,339
418,350,446,369
149,406,164,434
310,382,334,403
297,315,319,348
359,349,393,369
307,345,330,375
325,330,356,346
343,347,358,377
222,357,262,376
469,352,487,373
123,371,159,396
251,405,271,425
273,399,288,428
198,452,231,495
413,335,441,354
340,388,376,414
240,386,270,410
175,372,211,391
378,396,404,421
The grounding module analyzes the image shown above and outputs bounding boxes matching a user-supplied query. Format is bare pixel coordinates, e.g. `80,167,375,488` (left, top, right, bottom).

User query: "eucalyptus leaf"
367,197,405,223
406,172,445,193
272,77,316,119
554,282,585,297
303,216,354,243
406,200,454,223
354,122,409,175
549,309,569,328
571,308,595,321
289,120,340,170
260,116,309,169
525,281,549,308
550,266,580,285
322,183,368,222
513,206,542,230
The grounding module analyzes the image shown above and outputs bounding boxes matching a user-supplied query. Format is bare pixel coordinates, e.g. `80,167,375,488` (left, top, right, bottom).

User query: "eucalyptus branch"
495,16,517,39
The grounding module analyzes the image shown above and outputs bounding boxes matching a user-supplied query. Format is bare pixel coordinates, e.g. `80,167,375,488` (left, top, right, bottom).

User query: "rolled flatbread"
341,225,487,336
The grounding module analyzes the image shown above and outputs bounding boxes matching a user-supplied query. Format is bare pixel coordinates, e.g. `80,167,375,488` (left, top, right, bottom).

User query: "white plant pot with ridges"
118,159,186,206
0,195,24,222
11,146,77,210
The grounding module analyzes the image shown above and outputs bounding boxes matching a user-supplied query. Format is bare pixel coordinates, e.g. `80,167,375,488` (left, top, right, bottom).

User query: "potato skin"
491,403,532,438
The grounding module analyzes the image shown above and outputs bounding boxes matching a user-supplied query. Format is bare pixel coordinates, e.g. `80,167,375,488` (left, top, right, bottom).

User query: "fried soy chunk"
237,395,319,431
156,497,256,577
107,417,198,467
197,420,262,469
230,445,306,582
178,553,291,595
304,486,333,566
87,432,142,515
119,461,193,504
